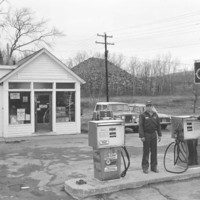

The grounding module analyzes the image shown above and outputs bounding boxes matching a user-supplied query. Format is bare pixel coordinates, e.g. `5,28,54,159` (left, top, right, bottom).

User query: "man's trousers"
142,132,157,171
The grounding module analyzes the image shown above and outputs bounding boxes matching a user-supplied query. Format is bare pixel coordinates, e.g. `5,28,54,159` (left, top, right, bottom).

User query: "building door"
35,92,52,132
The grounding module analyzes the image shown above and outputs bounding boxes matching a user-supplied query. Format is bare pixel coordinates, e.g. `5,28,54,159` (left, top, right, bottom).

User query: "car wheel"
161,124,167,129
133,126,139,133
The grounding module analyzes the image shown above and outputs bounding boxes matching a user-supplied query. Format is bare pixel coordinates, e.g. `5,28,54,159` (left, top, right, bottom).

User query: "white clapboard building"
0,48,85,138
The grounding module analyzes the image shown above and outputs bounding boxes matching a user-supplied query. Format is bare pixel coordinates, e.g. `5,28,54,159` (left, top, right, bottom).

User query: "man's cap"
146,101,153,106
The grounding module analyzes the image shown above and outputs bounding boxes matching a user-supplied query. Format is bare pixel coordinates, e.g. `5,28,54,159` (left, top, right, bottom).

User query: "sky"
7,0,200,69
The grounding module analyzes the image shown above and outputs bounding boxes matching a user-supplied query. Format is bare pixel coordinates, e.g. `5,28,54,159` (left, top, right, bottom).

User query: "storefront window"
34,82,53,89
56,92,75,122
56,83,75,89
9,92,31,124
9,82,30,89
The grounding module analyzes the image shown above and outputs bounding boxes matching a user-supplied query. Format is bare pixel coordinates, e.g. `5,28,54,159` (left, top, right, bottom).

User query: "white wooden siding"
7,125,33,137
0,85,3,137
10,53,75,81
56,123,79,134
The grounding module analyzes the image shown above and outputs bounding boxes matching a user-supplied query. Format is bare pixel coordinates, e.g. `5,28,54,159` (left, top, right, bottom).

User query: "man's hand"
158,136,161,142
141,137,145,142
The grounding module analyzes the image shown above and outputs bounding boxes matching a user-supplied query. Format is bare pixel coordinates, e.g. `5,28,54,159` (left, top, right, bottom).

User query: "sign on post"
194,62,200,84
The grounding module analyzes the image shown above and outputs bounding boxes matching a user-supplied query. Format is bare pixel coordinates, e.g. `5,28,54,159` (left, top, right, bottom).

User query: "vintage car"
128,103,171,129
92,102,139,132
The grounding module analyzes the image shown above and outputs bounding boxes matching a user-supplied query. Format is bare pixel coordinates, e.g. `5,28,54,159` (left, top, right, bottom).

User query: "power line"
114,22,200,40
53,10,200,66
108,10,200,34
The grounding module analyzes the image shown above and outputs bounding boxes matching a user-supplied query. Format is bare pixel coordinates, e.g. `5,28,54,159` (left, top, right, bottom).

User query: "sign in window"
56,91,75,122
9,92,31,124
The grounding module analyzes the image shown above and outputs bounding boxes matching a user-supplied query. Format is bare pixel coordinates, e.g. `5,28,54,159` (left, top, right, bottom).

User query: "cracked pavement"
0,132,200,200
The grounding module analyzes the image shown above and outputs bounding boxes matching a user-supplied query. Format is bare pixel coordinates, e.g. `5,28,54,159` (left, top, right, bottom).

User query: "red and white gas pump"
88,120,130,181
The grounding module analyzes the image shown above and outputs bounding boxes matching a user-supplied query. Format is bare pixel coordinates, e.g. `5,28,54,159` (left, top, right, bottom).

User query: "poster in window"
10,93,20,99
23,96,28,102
17,109,25,121
25,114,30,121
39,104,48,108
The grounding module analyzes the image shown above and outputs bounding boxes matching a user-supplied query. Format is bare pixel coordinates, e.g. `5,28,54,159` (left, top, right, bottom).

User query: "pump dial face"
105,159,111,165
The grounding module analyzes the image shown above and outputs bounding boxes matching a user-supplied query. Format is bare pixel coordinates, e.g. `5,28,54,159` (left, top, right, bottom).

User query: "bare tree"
108,53,125,69
0,0,9,28
150,54,180,95
3,7,64,64
127,57,142,95
127,54,181,96
65,51,94,68
0,0,8,14
65,51,103,68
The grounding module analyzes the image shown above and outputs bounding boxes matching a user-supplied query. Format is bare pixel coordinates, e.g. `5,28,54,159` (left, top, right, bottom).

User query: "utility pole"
96,33,114,102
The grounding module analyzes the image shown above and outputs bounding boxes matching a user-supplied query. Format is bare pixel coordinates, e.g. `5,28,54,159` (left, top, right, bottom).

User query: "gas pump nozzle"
120,146,130,177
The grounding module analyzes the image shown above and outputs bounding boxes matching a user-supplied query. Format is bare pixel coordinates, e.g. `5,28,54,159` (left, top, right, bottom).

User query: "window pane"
56,92,75,122
9,82,30,89
34,83,52,89
35,94,50,124
56,83,75,89
96,105,101,111
103,105,108,110
9,92,31,124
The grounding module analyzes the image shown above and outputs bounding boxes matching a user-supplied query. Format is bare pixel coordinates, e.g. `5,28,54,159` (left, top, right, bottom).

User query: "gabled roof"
17,48,44,67
0,48,85,84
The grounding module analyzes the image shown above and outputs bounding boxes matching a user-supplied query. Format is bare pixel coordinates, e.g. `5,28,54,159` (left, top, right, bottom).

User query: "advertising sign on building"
17,109,25,121
10,93,20,99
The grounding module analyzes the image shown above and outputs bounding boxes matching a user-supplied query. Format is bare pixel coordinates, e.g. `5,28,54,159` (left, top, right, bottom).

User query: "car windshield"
130,105,157,114
109,104,130,112
130,106,145,114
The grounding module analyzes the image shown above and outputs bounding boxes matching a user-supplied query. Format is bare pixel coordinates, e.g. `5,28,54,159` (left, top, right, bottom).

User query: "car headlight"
121,116,125,120
132,116,136,119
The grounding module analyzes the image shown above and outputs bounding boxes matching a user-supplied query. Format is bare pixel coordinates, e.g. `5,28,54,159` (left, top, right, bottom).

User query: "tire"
133,126,139,133
161,124,167,129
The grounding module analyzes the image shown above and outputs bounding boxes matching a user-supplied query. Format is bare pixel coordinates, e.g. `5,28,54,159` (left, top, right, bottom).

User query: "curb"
64,167,200,200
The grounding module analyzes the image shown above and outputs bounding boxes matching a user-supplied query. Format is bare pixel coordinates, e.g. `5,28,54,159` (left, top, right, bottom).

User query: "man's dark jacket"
139,111,162,138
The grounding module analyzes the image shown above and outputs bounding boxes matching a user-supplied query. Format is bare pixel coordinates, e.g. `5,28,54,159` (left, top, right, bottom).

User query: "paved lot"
0,134,92,200
0,129,199,199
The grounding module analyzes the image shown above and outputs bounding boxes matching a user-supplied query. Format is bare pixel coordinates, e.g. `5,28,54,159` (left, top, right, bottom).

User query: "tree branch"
3,7,65,61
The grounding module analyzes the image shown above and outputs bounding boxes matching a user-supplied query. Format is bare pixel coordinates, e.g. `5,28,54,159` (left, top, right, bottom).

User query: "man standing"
139,101,162,174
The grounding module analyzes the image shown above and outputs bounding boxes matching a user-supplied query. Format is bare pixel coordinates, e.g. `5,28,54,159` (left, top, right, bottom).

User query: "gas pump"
164,116,200,173
88,120,130,181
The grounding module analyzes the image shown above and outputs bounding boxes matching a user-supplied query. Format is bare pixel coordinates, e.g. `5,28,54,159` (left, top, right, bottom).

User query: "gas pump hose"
121,146,130,177
163,139,188,174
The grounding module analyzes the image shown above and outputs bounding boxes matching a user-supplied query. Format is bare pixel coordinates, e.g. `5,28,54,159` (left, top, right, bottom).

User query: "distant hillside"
72,58,195,97
72,57,134,97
